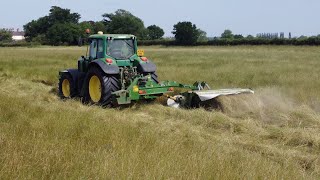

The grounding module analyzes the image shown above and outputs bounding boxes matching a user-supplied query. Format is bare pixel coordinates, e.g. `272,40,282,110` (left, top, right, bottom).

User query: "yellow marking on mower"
89,75,102,103
133,85,139,92
62,79,70,97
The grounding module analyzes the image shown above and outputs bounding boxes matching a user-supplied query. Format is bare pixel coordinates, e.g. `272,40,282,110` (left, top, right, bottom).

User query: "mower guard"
166,88,254,108
192,89,254,101
112,75,254,108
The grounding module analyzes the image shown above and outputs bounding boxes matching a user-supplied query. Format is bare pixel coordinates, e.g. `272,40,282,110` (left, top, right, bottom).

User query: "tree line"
21,6,165,45
0,6,319,46
19,6,209,46
140,29,320,46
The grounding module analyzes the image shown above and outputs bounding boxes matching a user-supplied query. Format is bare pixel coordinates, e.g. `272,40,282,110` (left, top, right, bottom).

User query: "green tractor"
58,31,253,108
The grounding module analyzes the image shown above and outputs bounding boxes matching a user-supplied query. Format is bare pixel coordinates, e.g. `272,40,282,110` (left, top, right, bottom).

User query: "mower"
58,31,253,108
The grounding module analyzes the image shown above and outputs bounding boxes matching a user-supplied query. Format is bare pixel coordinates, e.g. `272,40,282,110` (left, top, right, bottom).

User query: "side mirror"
137,49,144,57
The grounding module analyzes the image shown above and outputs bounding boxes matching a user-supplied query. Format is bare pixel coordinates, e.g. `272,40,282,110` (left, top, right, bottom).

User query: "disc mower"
58,31,253,108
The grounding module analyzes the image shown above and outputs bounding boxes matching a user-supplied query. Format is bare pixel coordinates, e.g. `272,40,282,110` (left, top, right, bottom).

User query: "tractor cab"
87,32,138,61
77,32,149,75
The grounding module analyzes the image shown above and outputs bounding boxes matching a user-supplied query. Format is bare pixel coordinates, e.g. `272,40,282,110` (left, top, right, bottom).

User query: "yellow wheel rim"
89,75,102,103
62,79,71,97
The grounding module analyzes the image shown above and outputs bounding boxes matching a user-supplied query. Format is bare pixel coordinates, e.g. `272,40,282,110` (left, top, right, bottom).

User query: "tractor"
58,31,253,108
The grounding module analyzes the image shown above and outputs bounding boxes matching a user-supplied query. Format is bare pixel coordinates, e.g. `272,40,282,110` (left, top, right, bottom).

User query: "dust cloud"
217,87,299,124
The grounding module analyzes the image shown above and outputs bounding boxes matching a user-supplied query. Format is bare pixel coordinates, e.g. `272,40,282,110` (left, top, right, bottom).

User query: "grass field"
0,46,320,179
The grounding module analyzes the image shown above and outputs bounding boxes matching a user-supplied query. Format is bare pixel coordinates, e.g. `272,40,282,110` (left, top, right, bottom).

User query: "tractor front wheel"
84,67,120,107
58,73,78,99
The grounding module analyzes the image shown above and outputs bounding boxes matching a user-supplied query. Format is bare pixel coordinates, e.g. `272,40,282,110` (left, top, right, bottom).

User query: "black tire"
83,66,120,107
58,73,78,99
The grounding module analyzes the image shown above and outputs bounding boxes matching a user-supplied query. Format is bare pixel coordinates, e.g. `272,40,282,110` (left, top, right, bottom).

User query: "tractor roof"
89,34,135,39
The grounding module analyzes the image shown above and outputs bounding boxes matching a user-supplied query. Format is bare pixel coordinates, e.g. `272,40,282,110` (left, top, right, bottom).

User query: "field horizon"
0,45,320,179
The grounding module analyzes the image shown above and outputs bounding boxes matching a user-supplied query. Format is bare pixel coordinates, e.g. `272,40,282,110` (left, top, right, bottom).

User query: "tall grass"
0,46,320,179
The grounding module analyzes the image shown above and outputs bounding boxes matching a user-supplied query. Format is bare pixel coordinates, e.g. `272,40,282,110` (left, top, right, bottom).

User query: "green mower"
58,31,253,108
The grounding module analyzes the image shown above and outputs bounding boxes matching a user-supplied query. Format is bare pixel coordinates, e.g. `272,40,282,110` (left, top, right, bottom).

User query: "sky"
1,0,319,37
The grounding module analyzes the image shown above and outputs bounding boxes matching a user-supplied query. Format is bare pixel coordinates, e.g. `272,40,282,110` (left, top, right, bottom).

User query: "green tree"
24,16,50,42
102,9,146,39
79,21,94,37
46,23,81,45
197,29,208,42
79,21,107,37
23,6,81,43
298,35,308,39
172,21,200,45
147,25,164,40
93,21,106,33
246,35,254,39
221,29,234,39
139,28,150,40
48,6,80,24
234,34,244,39
0,29,12,42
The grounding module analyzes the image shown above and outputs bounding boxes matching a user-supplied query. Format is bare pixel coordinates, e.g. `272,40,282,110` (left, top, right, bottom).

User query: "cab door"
79,39,104,72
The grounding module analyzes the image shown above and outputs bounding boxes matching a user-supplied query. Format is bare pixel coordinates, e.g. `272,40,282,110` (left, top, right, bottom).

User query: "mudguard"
89,60,120,75
137,61,156,73
59,69,79,85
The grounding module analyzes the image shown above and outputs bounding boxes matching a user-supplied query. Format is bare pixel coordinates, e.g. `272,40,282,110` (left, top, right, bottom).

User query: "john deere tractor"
59,32,253,108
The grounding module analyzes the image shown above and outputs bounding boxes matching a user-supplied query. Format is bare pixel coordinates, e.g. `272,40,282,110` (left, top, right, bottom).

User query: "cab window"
97,39,104,58
89,39,97,59
89,39,104,59
107,39,134,59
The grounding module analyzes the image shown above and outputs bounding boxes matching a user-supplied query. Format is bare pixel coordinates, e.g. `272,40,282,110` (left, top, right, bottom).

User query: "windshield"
106,39,135,59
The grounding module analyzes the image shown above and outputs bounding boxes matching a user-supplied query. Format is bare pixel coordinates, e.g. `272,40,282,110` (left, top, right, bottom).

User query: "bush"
0,41,33,47
137,37,320,46
0,29,12,42
138,39,175,46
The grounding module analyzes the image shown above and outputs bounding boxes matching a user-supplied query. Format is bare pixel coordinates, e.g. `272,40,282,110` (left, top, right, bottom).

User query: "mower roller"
58,31,253,109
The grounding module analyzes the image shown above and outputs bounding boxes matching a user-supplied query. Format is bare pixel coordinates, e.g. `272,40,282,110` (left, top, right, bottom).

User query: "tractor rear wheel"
151,72,159,84
84,67,120,107
58,73,77,99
